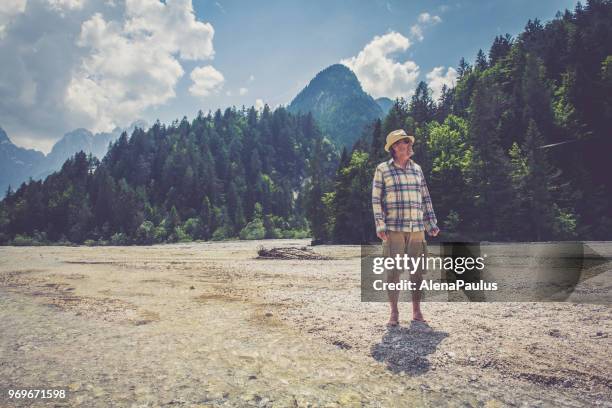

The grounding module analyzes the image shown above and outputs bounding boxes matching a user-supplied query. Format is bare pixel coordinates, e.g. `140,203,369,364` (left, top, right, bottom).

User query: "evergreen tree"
457,57,472,79
489,34,513,66
409,82,435,125
435,84,454,123
330,151,374,243
513,120,560,240
465,79,515,240
475,49,489,71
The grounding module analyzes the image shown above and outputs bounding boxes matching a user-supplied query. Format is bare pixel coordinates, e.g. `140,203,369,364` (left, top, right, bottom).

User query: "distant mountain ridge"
0,127,45,197
287,64,383,148
0,120,147,197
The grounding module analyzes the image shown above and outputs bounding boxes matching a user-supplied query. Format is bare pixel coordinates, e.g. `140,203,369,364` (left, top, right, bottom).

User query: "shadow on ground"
370,322,448,375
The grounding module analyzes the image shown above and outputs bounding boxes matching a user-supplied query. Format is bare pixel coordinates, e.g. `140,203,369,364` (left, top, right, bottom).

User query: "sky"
0,0,578,154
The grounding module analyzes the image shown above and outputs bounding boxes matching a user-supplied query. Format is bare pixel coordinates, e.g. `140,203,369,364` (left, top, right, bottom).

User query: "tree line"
0,107,337,245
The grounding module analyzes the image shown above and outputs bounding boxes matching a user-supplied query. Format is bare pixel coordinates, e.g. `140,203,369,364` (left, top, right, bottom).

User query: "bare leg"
411,269,425,321
408,232,427,322
386,271,400,325
384,231,403,326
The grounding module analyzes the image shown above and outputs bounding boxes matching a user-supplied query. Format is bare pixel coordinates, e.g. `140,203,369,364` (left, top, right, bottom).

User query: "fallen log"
256,246,333,260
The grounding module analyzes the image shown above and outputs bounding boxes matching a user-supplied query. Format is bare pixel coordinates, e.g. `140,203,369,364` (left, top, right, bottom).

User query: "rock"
332,340,352,350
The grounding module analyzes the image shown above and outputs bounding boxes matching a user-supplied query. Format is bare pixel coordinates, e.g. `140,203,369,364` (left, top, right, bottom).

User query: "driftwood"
256,246,332,260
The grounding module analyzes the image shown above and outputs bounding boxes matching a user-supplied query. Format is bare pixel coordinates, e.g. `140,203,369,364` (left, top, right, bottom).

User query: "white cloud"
0,0,93,149
254,98,264,111
65,0,218,132
418,12,441,24
0,0,27,39
239,87,248,96
410,25,423,42
189,65,224,97
426,66,457,101
410,12,441,42
123,0,214,60
340,31,419,99
248,74,254,82
46,0,86,12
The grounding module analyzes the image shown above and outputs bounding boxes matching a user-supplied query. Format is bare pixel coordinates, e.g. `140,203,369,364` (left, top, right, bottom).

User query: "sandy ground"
0,239,610,407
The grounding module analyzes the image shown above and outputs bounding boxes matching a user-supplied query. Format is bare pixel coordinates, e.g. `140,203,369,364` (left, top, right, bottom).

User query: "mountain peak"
303,64,364,94
288,64,382,147
319,63,358,77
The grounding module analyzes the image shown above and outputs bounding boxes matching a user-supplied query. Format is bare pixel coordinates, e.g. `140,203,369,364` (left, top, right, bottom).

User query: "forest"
1,1,611,245
308,0,612,243
0,107,337,245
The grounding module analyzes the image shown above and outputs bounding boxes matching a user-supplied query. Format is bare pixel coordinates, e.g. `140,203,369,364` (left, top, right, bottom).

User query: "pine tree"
435,84,454,123
475,49,488,71
409,82,435,125
457,57,472,79
465,80,515,240
489,34,513,66
518,120,559,240
305,138,330,242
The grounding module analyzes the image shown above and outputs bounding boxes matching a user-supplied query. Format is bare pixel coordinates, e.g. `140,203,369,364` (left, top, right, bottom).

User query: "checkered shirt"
371,159,439,234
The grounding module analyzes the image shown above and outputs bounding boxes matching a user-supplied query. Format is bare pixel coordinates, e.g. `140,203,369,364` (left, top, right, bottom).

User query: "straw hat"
384,129,415,152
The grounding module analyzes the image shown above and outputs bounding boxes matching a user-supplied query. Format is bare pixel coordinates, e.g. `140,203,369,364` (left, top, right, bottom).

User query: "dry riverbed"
0,240,610,407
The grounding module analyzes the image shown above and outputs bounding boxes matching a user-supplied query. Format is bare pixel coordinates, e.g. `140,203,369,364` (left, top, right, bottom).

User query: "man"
372,129,440,326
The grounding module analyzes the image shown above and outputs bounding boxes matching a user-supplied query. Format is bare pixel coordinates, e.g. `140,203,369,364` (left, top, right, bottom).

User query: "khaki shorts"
382,230,428,279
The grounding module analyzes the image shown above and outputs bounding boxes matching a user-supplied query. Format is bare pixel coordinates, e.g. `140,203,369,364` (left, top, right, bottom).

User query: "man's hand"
377,231,388,241
428,229,439,237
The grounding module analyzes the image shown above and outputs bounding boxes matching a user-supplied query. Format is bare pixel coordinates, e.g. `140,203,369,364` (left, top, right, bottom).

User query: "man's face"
392,139,413,157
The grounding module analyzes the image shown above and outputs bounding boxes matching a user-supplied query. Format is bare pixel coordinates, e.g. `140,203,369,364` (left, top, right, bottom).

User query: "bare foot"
387,311,399,326
412,311,427,322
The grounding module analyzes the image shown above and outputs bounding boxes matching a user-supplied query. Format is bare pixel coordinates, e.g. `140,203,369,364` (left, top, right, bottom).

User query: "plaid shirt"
372,158,439,234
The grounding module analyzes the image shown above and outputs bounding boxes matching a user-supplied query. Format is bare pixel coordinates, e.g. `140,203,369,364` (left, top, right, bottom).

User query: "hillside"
288,64,383,148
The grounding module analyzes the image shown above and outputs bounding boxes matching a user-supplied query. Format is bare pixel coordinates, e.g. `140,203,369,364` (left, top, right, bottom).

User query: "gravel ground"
0,239,610,407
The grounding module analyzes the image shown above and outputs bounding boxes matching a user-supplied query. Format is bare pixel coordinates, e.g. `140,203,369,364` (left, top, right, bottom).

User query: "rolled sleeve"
420,168,439,235
372,166,387,233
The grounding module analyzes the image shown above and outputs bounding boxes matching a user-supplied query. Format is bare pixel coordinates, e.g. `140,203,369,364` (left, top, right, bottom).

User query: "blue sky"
0,0,578,153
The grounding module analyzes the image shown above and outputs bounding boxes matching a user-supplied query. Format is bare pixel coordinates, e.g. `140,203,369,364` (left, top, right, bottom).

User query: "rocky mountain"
287,64,383,148
0,127,45,196
35,120,148,180
1,120,148,197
